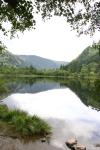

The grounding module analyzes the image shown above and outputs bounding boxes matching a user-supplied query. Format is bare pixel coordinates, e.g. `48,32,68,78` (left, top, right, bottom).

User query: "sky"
4,16,100,62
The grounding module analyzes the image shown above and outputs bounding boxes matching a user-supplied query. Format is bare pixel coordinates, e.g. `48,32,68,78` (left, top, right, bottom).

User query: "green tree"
80,64,88,78
0,0,100,37
35,0,100,35
0,0,35,37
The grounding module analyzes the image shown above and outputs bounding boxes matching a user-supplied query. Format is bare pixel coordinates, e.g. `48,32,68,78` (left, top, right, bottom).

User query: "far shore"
0,74,99,80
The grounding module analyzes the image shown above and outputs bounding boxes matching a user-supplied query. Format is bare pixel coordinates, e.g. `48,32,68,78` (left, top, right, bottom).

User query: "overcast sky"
4,16,100,62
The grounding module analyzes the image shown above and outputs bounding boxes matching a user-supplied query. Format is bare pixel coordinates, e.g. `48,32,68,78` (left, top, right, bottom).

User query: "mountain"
63,45,100,74
18,55,68,69
0,49,68,69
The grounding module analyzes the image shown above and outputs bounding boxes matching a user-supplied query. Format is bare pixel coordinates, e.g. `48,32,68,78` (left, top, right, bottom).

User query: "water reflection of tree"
0,77,100,111
0,77,61,99
0,77,40,100
60,79,100,111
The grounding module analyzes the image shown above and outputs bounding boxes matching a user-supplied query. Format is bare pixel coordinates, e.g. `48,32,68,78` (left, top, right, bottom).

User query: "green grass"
0,105,51,139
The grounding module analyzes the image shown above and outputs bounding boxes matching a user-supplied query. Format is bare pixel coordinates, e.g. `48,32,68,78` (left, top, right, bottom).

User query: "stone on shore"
74,144,86,150
41,138,46,143
95,144,100,147
66,138,77,145
65,138,77,149
65,138,86,150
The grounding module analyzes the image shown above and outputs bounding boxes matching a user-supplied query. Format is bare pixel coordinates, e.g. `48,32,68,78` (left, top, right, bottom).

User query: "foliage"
0,0,35,37
0,76,100,114
0,42,99,80
0,43,99,80
35,0,100,35
61,78,100,111
61,42,100,78
0,0,100,37
0,105,51,138
0,65,69,78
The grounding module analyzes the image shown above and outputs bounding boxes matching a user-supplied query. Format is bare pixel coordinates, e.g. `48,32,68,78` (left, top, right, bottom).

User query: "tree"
0,0,35,37
35,0,100,35
0,0,100,37
92,41,100,55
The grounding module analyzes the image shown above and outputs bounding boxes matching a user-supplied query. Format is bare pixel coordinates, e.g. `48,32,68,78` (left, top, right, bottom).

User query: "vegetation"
0,0,100,37
0,0,100,143
0,42,99,81
0,105,51,139
0,0,35,37
35,0,100,35
0,65,70,78
0,76,100,111
60,78,100,111
0,45,68,77
60,42,100,79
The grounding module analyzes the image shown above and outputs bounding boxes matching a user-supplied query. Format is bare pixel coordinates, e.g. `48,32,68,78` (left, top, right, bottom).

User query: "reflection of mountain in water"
0,77,62,100
7,81,61,93
0,77,100,111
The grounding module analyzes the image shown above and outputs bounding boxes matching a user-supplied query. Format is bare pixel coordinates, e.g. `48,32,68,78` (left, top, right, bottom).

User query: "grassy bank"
0,105,51,139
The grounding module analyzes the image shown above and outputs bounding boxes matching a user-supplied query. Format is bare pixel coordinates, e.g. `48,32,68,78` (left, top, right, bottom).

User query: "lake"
0,77,100,150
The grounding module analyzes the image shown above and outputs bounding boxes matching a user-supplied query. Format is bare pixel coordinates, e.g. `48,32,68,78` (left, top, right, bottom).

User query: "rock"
74,144,86,150
41,138,46,143
95,144,100,147
66,138,77,145
65,138,86,150
65,138,77,149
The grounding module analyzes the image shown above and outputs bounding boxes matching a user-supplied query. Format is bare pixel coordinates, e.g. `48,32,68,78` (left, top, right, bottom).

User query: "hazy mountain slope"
18,55,68,69
0,49,68,69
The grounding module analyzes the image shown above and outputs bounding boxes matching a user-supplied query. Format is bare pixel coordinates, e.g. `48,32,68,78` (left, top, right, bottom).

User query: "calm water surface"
0,77,100,150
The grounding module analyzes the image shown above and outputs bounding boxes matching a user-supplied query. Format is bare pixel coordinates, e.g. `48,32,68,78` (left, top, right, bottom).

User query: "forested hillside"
61,44,100,77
